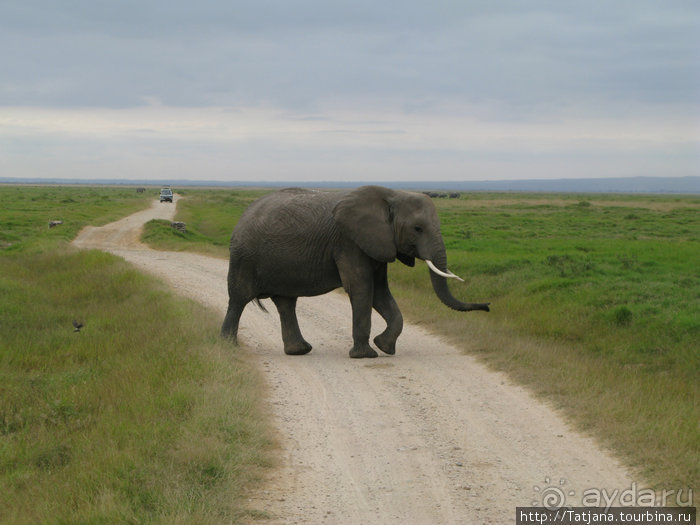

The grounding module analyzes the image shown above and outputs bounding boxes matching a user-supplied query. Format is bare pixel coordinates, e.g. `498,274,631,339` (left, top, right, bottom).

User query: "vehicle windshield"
161,189,172,195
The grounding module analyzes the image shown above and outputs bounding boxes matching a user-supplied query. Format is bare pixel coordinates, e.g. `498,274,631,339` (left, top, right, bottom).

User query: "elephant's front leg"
372,265,403,355
271,296,313,355
338,255,378,358
342,280,378,359
348,290,378,358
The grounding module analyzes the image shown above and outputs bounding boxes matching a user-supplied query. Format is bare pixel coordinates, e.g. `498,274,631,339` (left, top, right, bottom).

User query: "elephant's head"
332,186,490,312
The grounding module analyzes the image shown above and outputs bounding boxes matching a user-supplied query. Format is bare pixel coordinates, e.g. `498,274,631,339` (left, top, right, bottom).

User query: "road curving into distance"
73,196,635,524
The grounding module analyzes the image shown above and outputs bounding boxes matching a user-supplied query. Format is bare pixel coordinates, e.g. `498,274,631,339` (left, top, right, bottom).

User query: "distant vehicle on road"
159,188,173,203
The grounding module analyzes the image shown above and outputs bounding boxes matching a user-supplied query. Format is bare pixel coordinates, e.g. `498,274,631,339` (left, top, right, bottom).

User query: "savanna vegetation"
144,188,699,492
2,184,697,521
142,189,269,256
394,193,699,492
0,186,273,523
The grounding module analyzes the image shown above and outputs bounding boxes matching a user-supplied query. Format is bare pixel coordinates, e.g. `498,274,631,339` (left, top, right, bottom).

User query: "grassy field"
146,188,699,492
392,193,699,491
142,189,269,257
3,184,696,518
0,185,152,251
0,186,274,523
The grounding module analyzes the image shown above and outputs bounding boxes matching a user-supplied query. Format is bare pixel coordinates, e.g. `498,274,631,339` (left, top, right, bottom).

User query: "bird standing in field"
72,320,84,332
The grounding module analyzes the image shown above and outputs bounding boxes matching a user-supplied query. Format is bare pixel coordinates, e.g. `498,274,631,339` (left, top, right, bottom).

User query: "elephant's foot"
349,344,378,359
373,332,397,355
284,340,313,356
220,330,239,345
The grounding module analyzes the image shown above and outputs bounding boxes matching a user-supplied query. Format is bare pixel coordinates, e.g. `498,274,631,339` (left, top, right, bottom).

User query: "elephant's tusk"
426,260,465,282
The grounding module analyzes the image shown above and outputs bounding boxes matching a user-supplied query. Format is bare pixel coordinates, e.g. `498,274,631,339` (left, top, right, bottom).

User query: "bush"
612,306,633,326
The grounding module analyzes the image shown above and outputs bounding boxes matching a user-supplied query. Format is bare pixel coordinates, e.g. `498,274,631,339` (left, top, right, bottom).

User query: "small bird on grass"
72,320,84,333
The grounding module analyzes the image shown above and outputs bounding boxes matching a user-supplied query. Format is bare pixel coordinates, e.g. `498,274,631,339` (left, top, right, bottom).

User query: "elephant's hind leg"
221,299,246,343
271,296,313,355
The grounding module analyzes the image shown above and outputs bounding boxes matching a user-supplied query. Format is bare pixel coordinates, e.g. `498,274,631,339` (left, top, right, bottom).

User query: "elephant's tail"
254,298,268,313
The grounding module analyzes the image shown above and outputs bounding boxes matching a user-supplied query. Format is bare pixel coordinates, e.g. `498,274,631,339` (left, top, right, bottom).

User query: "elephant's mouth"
397,251,416,267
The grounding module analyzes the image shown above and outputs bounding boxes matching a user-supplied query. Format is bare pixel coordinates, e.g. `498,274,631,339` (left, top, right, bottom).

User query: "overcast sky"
1,1,698,182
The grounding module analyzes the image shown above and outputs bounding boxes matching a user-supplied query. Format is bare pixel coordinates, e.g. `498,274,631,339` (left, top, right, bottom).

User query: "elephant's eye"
414,225,423,233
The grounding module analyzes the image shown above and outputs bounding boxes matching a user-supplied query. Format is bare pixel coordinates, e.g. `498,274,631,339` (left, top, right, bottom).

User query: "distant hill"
2,176,699,194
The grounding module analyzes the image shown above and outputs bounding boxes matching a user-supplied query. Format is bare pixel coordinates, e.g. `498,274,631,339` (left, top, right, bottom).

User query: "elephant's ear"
332,186,397,262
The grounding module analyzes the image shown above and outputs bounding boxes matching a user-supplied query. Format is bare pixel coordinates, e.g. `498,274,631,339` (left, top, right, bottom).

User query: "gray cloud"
2,0,698,110
1,0,698,181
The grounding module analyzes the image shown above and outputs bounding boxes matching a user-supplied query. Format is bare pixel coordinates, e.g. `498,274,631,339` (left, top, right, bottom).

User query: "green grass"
0,185,153,252
157,188,699,492
143,189,269,257
430,194,699,374
0,186,274,523
392,193,699,490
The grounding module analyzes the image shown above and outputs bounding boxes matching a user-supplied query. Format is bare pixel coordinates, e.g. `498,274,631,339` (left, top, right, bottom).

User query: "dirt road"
73,197,635,524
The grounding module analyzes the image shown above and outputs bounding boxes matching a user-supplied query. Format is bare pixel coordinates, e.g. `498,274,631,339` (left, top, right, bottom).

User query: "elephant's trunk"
425,251,490,312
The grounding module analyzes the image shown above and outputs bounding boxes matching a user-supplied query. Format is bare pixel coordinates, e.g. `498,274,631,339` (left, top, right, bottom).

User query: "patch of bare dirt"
73,197,635,524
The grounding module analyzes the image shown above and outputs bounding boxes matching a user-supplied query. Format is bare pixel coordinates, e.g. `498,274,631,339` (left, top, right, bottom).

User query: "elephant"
221,185,490,358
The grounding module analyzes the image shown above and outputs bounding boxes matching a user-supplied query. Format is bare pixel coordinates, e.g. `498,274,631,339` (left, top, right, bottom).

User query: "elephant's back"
240,188,336,224
231,188,340,247
228,189,343,294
